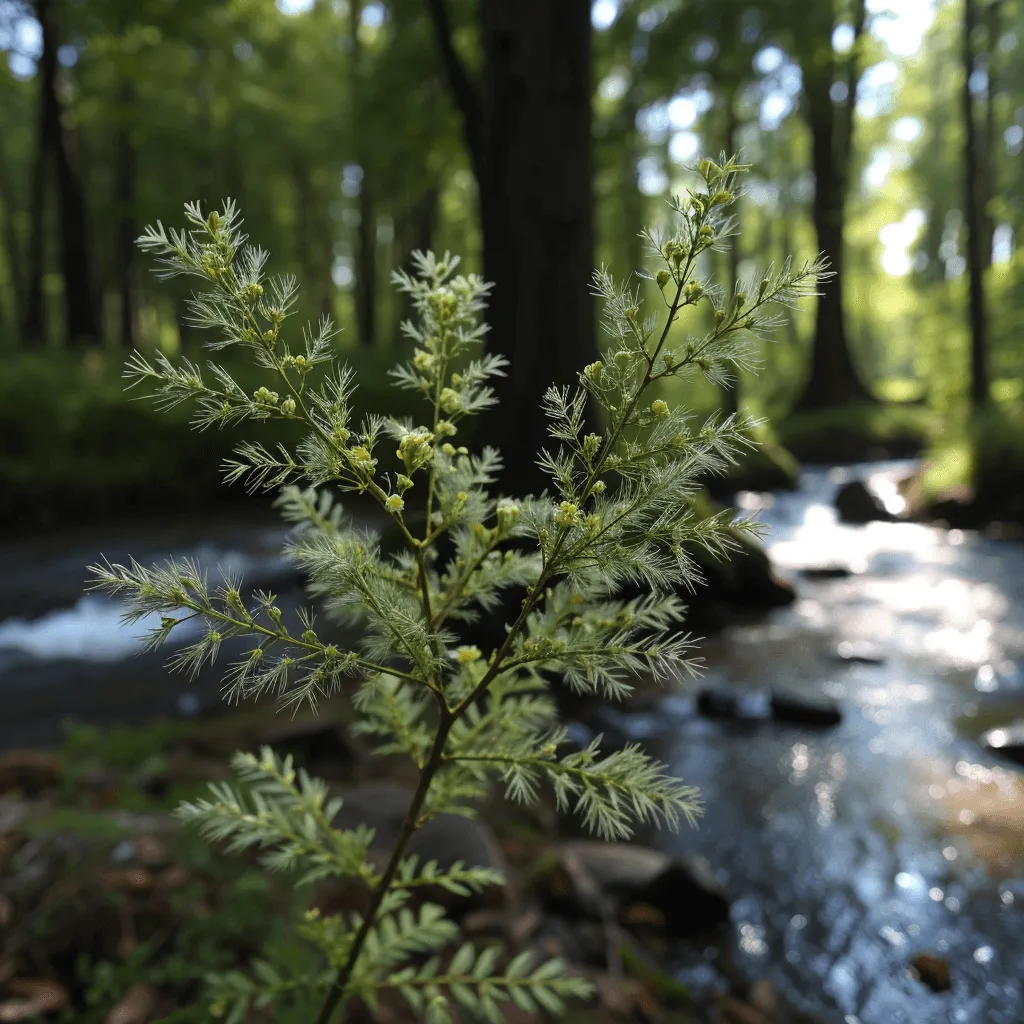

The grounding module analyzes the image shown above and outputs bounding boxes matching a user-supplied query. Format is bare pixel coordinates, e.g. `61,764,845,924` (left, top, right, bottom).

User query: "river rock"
981,721,1024,766
539,841,730,938
770,690,842,728
697,687,741,720
909,952,951,992
330,781,508,910
835,480,894,524
800,565,854,580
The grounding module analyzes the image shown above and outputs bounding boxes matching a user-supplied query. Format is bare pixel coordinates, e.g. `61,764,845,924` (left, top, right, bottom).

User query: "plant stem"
313,710,454,1024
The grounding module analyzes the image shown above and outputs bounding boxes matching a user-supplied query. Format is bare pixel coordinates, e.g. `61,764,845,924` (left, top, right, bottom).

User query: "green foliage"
89,154,826,1022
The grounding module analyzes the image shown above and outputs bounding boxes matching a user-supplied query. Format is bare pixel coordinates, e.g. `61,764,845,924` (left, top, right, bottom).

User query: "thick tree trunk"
114,88,138,349
427,0,597,493
793,0,874,410
962,0,989,409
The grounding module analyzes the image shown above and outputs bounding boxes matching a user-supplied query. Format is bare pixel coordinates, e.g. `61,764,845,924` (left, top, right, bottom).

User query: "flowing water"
599,463,1024,1024
2,464,1023,1022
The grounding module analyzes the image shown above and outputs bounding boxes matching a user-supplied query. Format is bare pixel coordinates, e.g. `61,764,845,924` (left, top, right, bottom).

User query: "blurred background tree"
0,0,1021,519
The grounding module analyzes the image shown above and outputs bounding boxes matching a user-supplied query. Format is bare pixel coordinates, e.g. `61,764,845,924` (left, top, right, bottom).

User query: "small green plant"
90,155,827,1023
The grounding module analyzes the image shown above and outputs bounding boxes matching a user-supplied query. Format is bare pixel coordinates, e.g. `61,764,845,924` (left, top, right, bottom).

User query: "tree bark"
962,0,989,409
394,184,438,344
0,131,24,334
426,0,597,494
33,0,101,346
793,0,874,410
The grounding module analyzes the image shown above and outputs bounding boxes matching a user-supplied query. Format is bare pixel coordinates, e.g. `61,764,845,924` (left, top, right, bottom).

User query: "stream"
1,462,1022,1022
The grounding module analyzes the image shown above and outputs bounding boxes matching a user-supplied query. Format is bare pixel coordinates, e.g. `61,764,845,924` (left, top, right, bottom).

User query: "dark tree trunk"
978,0,1001,272
21,0,59,347
962,0,989,409
292,164,334,322
114,88,138,349
426,0,597,494
32,0,101,346
351,0,377,347
0,132,24,333
620,77,644,282
794,0,874,410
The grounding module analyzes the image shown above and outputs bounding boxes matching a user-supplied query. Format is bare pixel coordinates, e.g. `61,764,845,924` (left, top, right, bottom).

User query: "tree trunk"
0,132,24,334
33,0,101,346
427,0,597,494
21,0,59,347
350,0,377,347
114,87,138,349
962,0,989,409
793,0,874,410
978,0,1001,272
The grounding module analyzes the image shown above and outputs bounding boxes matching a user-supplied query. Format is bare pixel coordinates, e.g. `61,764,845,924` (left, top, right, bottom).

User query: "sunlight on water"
0,594,201,662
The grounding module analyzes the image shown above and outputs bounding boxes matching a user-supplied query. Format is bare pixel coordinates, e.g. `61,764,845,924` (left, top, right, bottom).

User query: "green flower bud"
554,501,582,528
455,645,482,664
583,360,604,381
395,474,414,491
496,499,521,530
439,387,463,413
699,224,714,239
441,442,457,456
614,349,632,365
385,494,405,513
280,397,296,416
715,309,726,326
684,281,704,302
253,386,279,406
207,211,221,231
651,399,669,418
592,479,606,494
711,190,734,205
655,269,671,289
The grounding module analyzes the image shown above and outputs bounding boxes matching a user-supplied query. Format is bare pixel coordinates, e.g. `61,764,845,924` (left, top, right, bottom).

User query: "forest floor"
0,700,837,1024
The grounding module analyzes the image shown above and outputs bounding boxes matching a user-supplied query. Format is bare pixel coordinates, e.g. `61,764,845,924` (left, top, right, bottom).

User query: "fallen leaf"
105,983,159,1024
0,979,68,1021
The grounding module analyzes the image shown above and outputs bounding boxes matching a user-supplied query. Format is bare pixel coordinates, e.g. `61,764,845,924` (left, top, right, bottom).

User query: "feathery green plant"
89,155,828,1023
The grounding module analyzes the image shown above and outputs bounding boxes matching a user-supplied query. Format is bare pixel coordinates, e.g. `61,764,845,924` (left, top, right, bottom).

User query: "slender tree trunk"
426,0,597,493
0,132,24,334
351,0,377,347
21,0,60,347
114,86,138,349
33,0,101,346
962,0,989,408
978,0,1001,272
794,0,874,410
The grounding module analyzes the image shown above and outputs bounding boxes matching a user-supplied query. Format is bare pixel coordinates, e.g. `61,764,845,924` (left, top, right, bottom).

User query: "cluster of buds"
439,387,463,414
253,386,278,406
554,501,584,529
396,428,435,473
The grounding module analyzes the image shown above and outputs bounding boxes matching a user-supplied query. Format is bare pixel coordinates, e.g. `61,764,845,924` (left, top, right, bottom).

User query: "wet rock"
909,952,951,993
981,720,1024,766
835,480,894,524
697,687,741,721
0,751,60,798
832,640,886,666
331,781,508,911
541,841,730,938
800,565,854,580
769,690,843,728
